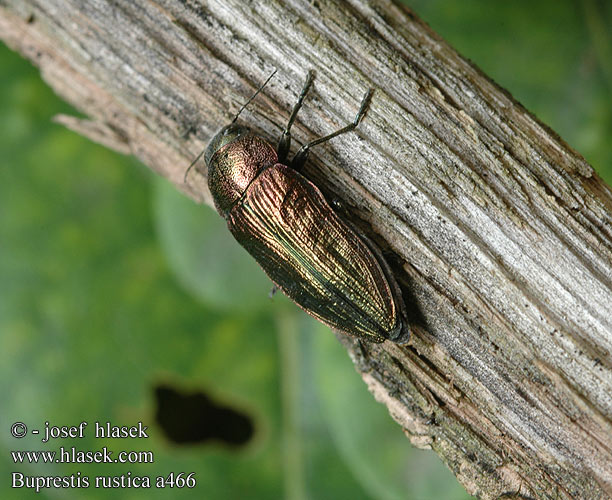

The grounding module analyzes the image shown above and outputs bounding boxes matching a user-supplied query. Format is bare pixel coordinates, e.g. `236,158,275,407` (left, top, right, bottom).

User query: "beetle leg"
269,284,279,298
277,70,314,164
290,88,373,171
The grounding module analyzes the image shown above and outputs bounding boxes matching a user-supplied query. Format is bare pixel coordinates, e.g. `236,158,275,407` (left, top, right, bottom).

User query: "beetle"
185,71,409,344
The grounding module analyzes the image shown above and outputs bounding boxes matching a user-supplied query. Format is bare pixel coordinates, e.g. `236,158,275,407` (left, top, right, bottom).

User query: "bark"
2,1,611,498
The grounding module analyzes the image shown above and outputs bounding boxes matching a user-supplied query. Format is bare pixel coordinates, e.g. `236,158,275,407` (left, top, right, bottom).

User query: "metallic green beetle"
186,71,409,344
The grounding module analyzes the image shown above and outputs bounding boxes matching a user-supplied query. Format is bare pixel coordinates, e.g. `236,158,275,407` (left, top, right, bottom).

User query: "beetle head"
204,123,250,167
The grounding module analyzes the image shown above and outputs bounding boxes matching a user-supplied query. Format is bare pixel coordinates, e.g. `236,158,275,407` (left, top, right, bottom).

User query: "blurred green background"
1,1,610,499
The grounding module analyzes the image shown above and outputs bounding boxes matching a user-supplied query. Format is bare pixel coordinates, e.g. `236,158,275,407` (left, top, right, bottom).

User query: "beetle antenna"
183,148,206,183
184,69,278,184
231,69,277,123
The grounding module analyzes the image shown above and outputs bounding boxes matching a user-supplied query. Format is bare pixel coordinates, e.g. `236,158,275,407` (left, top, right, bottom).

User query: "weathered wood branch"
2,0,611,498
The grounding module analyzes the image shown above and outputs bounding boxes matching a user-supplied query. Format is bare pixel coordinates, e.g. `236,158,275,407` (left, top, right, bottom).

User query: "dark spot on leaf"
154,383,254,447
